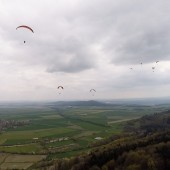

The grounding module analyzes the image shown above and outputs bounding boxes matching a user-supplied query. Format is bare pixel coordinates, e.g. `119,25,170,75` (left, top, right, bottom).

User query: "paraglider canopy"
90,89,96,92
58,86,64,89
16,25,34,33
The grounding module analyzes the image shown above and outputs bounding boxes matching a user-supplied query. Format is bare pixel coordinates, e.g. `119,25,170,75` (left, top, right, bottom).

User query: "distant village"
0,119,30,132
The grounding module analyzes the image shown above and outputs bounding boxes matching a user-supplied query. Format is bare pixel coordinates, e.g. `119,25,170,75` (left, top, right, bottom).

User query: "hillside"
124,110,170,133
33,110,170,170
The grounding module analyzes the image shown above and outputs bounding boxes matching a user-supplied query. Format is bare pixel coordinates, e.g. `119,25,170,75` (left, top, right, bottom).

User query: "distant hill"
50,100,109,107
104,96,170,105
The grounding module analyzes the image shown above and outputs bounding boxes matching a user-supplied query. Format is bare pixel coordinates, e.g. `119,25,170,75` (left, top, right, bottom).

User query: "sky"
0,0,170,101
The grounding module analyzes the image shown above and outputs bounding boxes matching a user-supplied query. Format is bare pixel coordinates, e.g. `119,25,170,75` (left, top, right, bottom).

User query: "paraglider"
152,67,155,72
57,86,64,95
90,89,96,96
16,25,34,43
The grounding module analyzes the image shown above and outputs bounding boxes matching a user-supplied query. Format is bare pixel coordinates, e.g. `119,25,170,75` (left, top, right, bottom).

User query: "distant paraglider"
57,86,64,95
152,67,155,72
16,25,34,43
90,89,96,96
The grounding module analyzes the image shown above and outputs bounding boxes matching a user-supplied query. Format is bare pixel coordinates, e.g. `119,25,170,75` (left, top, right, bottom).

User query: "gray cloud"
2,0,170,70
100,0,170,65
1,0,170,100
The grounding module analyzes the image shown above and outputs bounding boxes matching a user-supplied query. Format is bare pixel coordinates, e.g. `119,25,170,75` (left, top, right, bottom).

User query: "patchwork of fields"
0,103,169,169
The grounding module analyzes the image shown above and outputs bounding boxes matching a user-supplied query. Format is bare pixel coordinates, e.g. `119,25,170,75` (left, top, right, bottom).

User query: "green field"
0,103,170,169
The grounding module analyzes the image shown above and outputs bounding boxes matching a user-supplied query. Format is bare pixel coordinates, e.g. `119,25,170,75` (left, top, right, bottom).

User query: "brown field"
0,153,46,170
0,162,33,170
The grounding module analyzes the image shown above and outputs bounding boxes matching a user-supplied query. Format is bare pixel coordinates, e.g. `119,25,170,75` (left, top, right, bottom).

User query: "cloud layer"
1,0,170,101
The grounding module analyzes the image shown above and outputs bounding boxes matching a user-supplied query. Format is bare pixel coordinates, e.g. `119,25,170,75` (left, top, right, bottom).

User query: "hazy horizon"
1,96,170,106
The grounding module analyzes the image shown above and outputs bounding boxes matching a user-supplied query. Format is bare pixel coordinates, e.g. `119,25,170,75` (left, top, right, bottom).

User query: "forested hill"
34,111,170,170
124,109,170,133
50,100,109,107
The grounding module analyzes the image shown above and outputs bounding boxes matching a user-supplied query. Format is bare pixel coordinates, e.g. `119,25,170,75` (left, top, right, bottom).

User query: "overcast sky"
0,0,170,101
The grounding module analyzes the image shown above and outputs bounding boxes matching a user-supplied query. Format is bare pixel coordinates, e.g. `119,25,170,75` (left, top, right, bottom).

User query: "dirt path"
108,117,139,124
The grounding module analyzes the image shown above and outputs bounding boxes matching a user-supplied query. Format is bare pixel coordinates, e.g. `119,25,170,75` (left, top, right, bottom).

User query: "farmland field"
0,153,46,169
0,101,170,169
